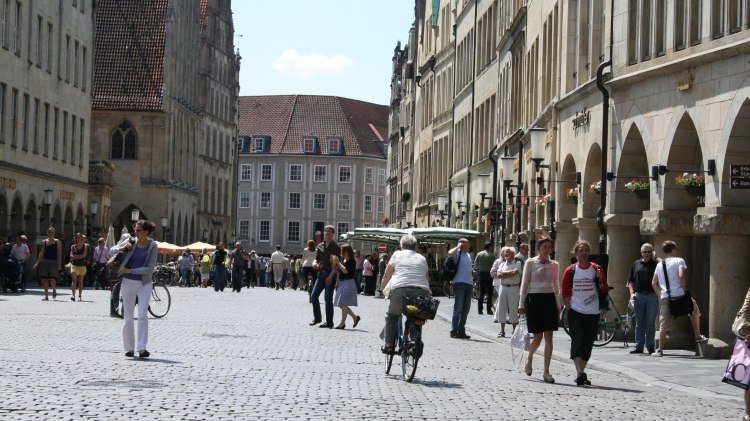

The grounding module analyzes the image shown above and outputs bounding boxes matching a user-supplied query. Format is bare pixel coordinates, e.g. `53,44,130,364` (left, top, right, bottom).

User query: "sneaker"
629,348,644,354
650,350,663,357
695,335,708,343
647,347,655,354
575,372,588,386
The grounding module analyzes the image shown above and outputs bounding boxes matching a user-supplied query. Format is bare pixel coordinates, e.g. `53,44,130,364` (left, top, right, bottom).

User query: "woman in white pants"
490,246,522,337
111,220,158,358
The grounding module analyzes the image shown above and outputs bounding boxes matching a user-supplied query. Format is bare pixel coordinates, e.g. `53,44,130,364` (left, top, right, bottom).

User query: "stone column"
604,214,643,309
573,217,599,247
554,221,577,279
708,235,750,345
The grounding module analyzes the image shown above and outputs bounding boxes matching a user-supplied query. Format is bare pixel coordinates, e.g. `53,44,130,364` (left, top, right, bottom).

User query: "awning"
183,241,216,252
341,227,481,246
157,242,183,255
405,227,482,244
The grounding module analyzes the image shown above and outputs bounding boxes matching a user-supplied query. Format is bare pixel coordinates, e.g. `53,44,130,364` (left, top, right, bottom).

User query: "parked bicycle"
110,278,171,319
384,295,440,382
561,286,632,347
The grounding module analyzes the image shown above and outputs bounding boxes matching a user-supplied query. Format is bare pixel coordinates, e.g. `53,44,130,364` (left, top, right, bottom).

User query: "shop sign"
60,190,75,201
0,176,16,189
730,178,750,189
730,165,750,178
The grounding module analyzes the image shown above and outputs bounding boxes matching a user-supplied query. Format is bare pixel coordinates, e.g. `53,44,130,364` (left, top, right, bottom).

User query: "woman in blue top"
111,220,158,358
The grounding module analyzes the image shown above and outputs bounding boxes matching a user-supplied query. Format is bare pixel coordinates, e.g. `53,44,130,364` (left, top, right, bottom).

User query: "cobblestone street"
0,287,742,420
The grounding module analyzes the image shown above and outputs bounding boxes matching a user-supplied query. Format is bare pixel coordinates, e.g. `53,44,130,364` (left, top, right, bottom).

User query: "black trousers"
568,308,600,361
477,271,494,313
245,268,256,287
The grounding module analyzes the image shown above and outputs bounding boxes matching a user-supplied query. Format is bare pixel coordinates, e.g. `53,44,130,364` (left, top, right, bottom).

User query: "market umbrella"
104,225,115,248
184,241,216,252
157,242,183,255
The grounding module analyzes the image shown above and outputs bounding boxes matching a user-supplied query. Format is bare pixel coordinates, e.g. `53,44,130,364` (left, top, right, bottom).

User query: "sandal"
380,346,396,355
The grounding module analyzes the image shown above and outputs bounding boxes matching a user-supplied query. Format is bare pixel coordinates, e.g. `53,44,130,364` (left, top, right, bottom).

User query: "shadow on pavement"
134,358,183,365
412,379,463,389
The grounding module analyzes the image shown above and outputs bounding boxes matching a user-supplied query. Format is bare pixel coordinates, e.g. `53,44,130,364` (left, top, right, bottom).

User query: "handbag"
662,261,694,318
722,338,750,390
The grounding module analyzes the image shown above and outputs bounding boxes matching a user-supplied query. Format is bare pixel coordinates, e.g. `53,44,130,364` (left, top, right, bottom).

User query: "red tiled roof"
199,0,208,33
238,95,389,159
92,0,168,111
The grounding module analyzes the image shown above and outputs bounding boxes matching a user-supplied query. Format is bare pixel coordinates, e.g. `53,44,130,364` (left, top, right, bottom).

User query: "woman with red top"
561,240,608,386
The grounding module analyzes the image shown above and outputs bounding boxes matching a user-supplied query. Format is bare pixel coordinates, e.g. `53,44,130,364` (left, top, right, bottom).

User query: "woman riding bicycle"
379,235,431,354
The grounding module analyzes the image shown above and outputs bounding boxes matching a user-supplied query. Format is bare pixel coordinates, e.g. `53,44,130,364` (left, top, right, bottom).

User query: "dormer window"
302,136,317,154
253,137,265,152
327,137,343,154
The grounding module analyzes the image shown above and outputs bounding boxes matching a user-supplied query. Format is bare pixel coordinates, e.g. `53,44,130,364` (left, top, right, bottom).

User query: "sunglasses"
642,250,653,253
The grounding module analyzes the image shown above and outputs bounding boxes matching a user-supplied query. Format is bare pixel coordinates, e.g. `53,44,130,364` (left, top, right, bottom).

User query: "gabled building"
90,0,238,244
237,95,388,255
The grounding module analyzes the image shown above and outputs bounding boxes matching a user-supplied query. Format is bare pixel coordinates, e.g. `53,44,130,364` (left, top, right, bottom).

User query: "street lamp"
501,155,523,248
452,185,466,228
39,189,53,225
527,127,548,257
131,208,140,222
87,201,99,238
477,174,492,235
202,227,208,243
161,217,170,242
437,195,448,225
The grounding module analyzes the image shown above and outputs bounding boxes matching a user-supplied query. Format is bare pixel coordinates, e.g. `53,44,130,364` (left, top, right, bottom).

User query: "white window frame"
302,137,316,153
313,165,327,182
377,196,384,213
288,164,302,182
239,191,251,208
328,137,341,154
253,137,264,152
365,167,373,184
260,163,272,181
240,164,252,181
337,222,350,236
363,222,372,228
288,192,301,209
259,191,271,209
287,220,300,242
338,165,352,183
313,193,326,210
238,219,250,239
258,220,270,242
364,195,373,212
337,194,351,211
378,168,386,185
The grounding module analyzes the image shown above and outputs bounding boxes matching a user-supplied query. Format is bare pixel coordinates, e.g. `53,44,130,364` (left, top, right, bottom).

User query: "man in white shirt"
10,235,30,286
650,240,708,356
270,245,286,290
92,238,110,290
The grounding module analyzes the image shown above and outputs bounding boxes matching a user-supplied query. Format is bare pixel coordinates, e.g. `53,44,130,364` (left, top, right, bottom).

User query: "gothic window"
111,120,136,159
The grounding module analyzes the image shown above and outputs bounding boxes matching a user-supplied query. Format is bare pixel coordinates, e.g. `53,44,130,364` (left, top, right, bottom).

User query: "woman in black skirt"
518,235,560,384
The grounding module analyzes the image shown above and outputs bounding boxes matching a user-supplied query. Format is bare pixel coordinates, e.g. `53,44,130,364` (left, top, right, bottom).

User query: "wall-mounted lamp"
529,127,550,171
131,208,140,222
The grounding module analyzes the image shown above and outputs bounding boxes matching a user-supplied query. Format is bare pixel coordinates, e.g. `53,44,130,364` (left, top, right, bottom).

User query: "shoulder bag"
662,260,694,318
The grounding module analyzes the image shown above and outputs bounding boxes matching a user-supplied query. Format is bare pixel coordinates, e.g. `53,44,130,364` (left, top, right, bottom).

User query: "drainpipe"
595,0,615,254
488,144,499,244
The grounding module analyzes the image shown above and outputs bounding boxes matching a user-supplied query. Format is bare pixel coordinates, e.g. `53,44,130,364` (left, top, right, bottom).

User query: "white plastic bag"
510,317,531,370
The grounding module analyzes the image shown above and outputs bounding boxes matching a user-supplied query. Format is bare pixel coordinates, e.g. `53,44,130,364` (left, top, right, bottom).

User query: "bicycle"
384,295,440,382
110,278,171,319
561,286,632,347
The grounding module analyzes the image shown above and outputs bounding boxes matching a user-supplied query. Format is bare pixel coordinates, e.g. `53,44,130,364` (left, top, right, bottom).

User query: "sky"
233,1,416,105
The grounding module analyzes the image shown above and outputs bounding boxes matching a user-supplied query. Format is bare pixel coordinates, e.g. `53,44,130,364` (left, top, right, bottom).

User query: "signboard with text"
730,165,750,189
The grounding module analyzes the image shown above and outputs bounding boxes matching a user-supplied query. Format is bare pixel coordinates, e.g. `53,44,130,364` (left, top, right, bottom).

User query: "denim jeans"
181,268,192,287
451,282,473,335
311,271,334,326
633,291,658,350
213,266,226,291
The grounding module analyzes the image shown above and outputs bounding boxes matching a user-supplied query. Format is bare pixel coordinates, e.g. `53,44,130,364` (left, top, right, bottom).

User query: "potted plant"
625,178,650,200
565,187,579,202
674,173,705,196
589,180,602,195
401,191,411,203
537,192,551,206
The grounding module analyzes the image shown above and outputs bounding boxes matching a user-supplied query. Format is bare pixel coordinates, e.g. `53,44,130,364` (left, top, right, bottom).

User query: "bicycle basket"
402,295,440,320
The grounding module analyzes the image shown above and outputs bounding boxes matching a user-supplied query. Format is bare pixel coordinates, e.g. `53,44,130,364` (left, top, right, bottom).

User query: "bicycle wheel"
148,284,171,318
401,321,420,382
593,306,620,347
111,282,124,319
561,306,571,336
442,280,452,298
385,352,395,374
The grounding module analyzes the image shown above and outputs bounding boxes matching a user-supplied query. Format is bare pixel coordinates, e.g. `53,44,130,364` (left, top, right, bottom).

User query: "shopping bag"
510,317,530,371
722,338,750,390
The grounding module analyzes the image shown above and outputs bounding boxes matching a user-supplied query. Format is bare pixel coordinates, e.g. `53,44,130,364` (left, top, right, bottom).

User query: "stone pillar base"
699,338,733,359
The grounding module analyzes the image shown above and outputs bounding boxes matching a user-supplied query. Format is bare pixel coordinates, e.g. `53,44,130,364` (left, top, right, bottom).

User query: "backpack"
442,252,462,282
569,262,607,310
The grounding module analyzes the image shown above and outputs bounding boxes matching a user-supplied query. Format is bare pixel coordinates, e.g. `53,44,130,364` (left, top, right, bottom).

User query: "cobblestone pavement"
0,287,742,420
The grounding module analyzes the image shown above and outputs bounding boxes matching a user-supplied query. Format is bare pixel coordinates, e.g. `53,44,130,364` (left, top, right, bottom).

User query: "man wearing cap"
270,245,286,290
474,241,496,315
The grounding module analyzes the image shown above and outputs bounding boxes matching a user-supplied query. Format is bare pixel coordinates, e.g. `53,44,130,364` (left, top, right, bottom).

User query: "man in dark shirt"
627,243,659,354
212,242,228,292
310,225,341,328
230,242,248,293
